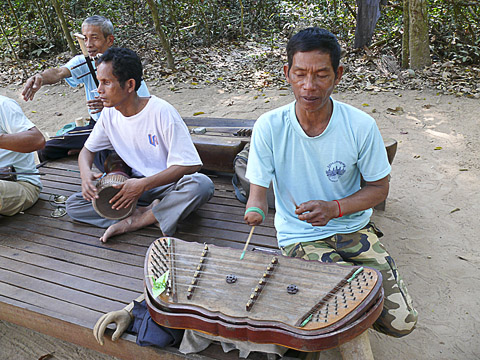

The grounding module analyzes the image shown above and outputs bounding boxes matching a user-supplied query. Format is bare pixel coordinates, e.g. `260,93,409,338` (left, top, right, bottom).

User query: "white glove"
93,309,132,345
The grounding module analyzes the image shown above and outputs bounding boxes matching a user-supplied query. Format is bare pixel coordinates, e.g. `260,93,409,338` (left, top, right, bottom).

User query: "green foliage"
0,0,479,65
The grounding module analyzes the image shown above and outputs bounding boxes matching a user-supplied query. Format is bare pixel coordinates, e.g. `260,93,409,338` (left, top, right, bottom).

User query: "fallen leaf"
450,208,460,213
386,106,404,115
193,111,205,116
434,146,443,150
38,353,54,360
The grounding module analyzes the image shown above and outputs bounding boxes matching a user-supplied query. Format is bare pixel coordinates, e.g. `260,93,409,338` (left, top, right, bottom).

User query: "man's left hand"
295,200,338,226
110,178,145,210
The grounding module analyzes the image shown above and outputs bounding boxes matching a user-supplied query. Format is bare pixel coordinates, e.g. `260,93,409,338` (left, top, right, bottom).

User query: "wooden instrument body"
92,152,136,220
144,237,384,351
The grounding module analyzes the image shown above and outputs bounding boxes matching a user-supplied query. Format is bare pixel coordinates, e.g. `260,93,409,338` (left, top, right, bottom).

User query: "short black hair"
97,47,142,91
286,27,341,76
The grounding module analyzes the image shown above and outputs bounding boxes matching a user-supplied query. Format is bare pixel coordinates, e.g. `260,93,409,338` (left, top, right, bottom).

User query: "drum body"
92,171,137,220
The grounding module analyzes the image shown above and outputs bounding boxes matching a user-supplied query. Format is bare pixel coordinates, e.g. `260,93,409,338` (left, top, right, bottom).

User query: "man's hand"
87,97,104,114
93,309,132,346
295,200,338,226
81,171,104,201
22,74,43,101
244,211,263,226
109,178,145,210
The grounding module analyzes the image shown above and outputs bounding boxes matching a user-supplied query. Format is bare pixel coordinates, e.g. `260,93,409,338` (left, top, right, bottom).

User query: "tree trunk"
409,0,431,69
145,0,175,70
239,0,245,38
50,0,76,55
0,15,27,79
401,0,410,68
6,0,22,42
354,0,382,48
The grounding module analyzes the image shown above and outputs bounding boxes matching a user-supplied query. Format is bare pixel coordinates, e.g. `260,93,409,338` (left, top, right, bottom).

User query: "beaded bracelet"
245,207,266,222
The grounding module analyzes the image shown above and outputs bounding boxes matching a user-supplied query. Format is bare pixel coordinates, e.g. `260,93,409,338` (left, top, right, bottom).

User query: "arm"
78,147,104,201
244,183,269,226
22,66,72,101
296,176,389,226
109,164,202,210
0,126,45,153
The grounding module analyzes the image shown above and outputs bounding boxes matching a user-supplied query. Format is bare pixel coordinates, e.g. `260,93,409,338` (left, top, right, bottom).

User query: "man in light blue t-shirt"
0,95,45,216
21,15,149,163
244,27,417,339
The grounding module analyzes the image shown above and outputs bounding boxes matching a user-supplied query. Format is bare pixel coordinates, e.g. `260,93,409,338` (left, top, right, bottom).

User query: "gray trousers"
66,173,214,236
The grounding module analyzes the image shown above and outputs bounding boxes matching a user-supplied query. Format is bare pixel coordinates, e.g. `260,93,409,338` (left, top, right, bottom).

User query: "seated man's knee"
66,193,86,217
185,173,214,200
374,295,418,337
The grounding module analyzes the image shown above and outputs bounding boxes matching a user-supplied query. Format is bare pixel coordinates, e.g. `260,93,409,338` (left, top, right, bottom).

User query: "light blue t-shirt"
64,55,150,120
0,96,42,189
246,100,391,248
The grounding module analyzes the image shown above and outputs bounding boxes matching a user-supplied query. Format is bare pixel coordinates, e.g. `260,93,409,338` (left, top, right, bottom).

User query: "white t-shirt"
0,96,42,189
85,95,202,177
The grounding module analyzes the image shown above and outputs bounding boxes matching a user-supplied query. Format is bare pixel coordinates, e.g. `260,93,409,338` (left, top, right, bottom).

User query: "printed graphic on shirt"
326,161,346,182
148,134,159,147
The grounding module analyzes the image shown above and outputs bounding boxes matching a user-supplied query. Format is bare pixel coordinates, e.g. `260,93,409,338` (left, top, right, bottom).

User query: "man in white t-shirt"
22,15,149,162
0,95,45,216
66,47,214,242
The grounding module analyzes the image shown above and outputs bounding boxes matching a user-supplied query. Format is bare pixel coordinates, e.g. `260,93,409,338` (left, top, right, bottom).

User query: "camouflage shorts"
281,222,418,338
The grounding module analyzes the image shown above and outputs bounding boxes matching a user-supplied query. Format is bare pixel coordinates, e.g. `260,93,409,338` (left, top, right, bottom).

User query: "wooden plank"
183,117,255,128
0,233,142,279
0,268,123,314
2,214,151,258
0,243,142,291
0,255,138,303
0,281,106,323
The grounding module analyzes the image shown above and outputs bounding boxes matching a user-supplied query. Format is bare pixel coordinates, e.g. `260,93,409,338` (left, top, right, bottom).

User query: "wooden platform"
0,157,282,360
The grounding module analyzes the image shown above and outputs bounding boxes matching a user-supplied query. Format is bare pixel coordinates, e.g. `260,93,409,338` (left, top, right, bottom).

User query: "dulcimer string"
161,271,360,297
152,274,367,307
151,250,351,278
147,269,367,318
149,251,367,291
152,264,354,293
148,255,370,308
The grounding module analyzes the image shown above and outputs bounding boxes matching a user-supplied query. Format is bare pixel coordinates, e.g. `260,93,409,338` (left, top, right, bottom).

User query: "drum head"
92,173,137,220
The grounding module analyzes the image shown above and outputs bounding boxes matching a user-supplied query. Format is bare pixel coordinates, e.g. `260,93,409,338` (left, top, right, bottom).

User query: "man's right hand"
22,74,43,101
81,171,104,201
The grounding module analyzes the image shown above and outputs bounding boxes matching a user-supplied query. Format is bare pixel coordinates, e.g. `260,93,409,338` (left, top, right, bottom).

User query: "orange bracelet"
333,200,343,217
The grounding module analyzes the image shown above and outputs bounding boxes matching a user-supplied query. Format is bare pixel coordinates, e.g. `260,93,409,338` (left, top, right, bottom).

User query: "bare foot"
100,200,159,243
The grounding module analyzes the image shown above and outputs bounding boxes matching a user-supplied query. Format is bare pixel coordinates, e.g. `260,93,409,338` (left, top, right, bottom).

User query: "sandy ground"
1,82,479,360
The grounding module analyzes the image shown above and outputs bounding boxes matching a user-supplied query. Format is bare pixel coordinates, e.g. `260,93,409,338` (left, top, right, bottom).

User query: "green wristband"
245,207,265,222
